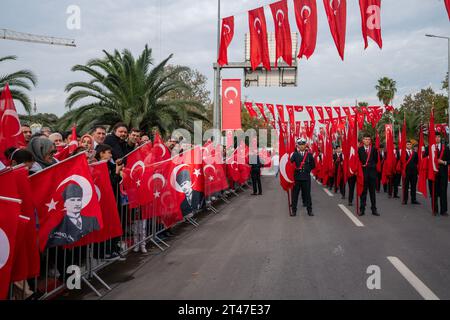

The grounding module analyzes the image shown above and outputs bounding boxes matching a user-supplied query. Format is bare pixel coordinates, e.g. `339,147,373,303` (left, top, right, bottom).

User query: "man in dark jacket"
424,132,450,216
290,138,316,217
358,133,379,216
333,145,345,199
402,141,420,205
250,152,263,195
104,123,129,161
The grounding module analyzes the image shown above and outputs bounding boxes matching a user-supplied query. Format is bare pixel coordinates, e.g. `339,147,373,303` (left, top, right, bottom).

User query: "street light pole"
214,0,222,131
426,34,450,130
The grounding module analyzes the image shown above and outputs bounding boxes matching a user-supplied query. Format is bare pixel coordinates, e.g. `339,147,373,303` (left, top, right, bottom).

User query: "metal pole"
214,0,222,131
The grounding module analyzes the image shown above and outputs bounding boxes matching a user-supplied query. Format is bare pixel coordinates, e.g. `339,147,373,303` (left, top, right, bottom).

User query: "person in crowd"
424,132,450,216
140,135,150,145
272,152,280,178
402,140,420,205
333,145,345,199
41,127,52,137
250,150,263,195
389,143,401,199
358,133,379,216
21,124,33,146
91,126,107,150
27,137,58,174
95,144,126,261
104,123,129,161
8,148,35,169
127,128,140,153
79,134,96,163
49,133,65,148
290,138,316,217
61,131,71,144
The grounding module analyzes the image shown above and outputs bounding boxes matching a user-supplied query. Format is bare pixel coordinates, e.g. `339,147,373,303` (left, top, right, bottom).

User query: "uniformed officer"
358,133,380,216
290,138,316,217
402,140,420,205
424,132,450,216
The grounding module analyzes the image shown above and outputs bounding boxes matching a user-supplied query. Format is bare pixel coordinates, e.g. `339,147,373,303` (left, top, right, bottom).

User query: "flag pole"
287,190,292,216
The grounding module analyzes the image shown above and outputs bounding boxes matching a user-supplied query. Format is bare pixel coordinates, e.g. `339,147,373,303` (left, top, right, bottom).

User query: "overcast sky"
0,0,449,120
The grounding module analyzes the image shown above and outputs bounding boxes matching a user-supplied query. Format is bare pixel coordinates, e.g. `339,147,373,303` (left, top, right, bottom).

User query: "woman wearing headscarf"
27,137,58,174
79,134,96,163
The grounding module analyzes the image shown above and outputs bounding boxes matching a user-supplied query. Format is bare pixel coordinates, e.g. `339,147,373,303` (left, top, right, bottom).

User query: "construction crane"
0,28,76,47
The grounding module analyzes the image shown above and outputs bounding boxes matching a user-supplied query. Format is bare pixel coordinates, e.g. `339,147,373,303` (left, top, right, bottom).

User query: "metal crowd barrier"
7,174,251,300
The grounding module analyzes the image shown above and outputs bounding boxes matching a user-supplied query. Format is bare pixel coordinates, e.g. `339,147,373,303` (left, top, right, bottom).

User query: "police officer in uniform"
358,133,380,216
290,138,316,217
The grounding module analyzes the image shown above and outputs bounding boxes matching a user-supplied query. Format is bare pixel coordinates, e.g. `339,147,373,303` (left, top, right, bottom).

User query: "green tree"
400,87,447,124
376,77,397,106
19,113,59,129
443,72,448,91
0,55,38,113
62,45,207,134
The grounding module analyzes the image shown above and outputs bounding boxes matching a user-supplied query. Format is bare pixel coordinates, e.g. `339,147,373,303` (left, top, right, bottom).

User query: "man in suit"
333,145,345,199
48,184,101,248
389,144,401,199
425,132,450,216
402,140,420,205
290,138,316,217
250,151,263,195
358,133,380,216
177,169,205,218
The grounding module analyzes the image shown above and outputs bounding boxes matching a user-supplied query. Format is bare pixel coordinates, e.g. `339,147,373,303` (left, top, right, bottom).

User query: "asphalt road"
65,176,450,300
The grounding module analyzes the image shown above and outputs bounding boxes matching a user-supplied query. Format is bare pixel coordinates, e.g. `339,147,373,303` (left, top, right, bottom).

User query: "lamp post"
214,0,222,131
425,34,450,130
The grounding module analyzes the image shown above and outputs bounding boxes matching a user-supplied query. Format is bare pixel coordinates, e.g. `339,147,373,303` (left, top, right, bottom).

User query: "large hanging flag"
382,124,395,185
218,16,235,66
359,0,382,49
323,0,347,60
29,153,103,251
222,79,242,130
445,0,450,20
417,126,428,198
400,117,407,178
0,84,26,164
428,110,438,182
0,196,20,300
249,7,271,71
270,0,293,67
294,0,318,59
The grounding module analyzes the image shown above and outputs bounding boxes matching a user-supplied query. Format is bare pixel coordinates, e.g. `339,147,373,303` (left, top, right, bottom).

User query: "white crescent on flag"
280,154,294,184
94,185,101,202
254,17,262,33
148,173,167,192
130,161,145,180
276,9,285,26
330,0,341,15
301,5,312,23
1,109,22,137
223,24,231,34
170,164,190,193
0,227,10,269
56,175,93,209
224,87,238,100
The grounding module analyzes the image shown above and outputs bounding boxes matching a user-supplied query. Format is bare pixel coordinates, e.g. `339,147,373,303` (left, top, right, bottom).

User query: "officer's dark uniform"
402,149,419,204
358,145,379,215
290,144,316,216
424,142,450,215
250,154,263,195
333,152,345,199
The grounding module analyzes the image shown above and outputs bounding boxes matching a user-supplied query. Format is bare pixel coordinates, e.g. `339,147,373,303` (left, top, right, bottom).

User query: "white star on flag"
193,169,202,177
136,180,141,187
154,191,161,198
229,99,234,104
209,176,215,182
46,199,58,212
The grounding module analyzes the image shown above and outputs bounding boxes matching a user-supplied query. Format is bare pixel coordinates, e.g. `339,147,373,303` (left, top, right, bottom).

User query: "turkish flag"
222,79,242,130
244,102,258,119
445,0,450,20
428,110,438,182
270,0,293,67
0,84,26,164
122,142,154,208
218,16,235,66
0,196,20,299
279,120,295,191
266,104,276,121
294,0,318,59
203,143,229,196
276,105,286,123
400,118,407,178
55,126,78,161
286,105,295,129
382,124,395,185
418,126,428,198
226,150,240,183
236,142,251,184
70,162,123,247
29,153,103,251
316,106,325,121
255,103,269,123
359,0,382,49
324,106,334,120
306,106,315,121
151,132,171,163
249,7,271,71
1,166,40,282
323,0,347,60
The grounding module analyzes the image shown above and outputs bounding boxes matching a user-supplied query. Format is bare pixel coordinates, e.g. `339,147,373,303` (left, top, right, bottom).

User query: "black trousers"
428,175,448,214
376,172,382,192
348,175,356,204
292,179,312,212
328,176,334,189
389,174,401,197
361,175,377,212
251,173,262,194
403,173,418,203
336,177,345,197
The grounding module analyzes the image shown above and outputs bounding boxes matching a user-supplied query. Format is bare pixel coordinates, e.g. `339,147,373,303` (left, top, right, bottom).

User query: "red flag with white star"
29,153,103,252
249,7,271,71
359,0,382,49
203,142,229,196
218,16,235,66
294,0,318,59
323,0,347,60
270,0,293,67
222,79,242,130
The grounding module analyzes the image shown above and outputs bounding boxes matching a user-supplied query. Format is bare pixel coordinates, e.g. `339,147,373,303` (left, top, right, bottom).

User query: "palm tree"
63,45,208,134
376,77,397,106
0,55,38,113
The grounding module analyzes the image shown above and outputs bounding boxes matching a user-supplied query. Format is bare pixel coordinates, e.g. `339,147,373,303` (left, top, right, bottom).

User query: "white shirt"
272,155,279,166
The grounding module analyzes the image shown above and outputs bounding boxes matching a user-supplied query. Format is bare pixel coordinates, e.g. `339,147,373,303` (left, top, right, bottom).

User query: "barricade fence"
7,174,251,300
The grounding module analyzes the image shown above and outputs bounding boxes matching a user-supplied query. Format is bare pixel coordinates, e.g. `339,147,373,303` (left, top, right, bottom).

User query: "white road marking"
338,204,365,227
387,256,440,300
323,188,334,197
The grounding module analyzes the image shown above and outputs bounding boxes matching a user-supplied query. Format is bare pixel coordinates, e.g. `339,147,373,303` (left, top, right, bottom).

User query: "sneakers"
105,252,126,262
140,245,148,254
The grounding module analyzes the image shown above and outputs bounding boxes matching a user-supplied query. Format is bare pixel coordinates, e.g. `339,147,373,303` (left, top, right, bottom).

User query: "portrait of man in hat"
176,169,204,217
47,183,100,248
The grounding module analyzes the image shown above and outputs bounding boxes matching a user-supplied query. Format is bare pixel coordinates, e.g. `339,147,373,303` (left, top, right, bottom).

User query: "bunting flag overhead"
359,0,382,49
270,0,293,66
248,7,271,70
445,0,450,20
218,16,235,66
294,0,318,59
323,0,347,60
